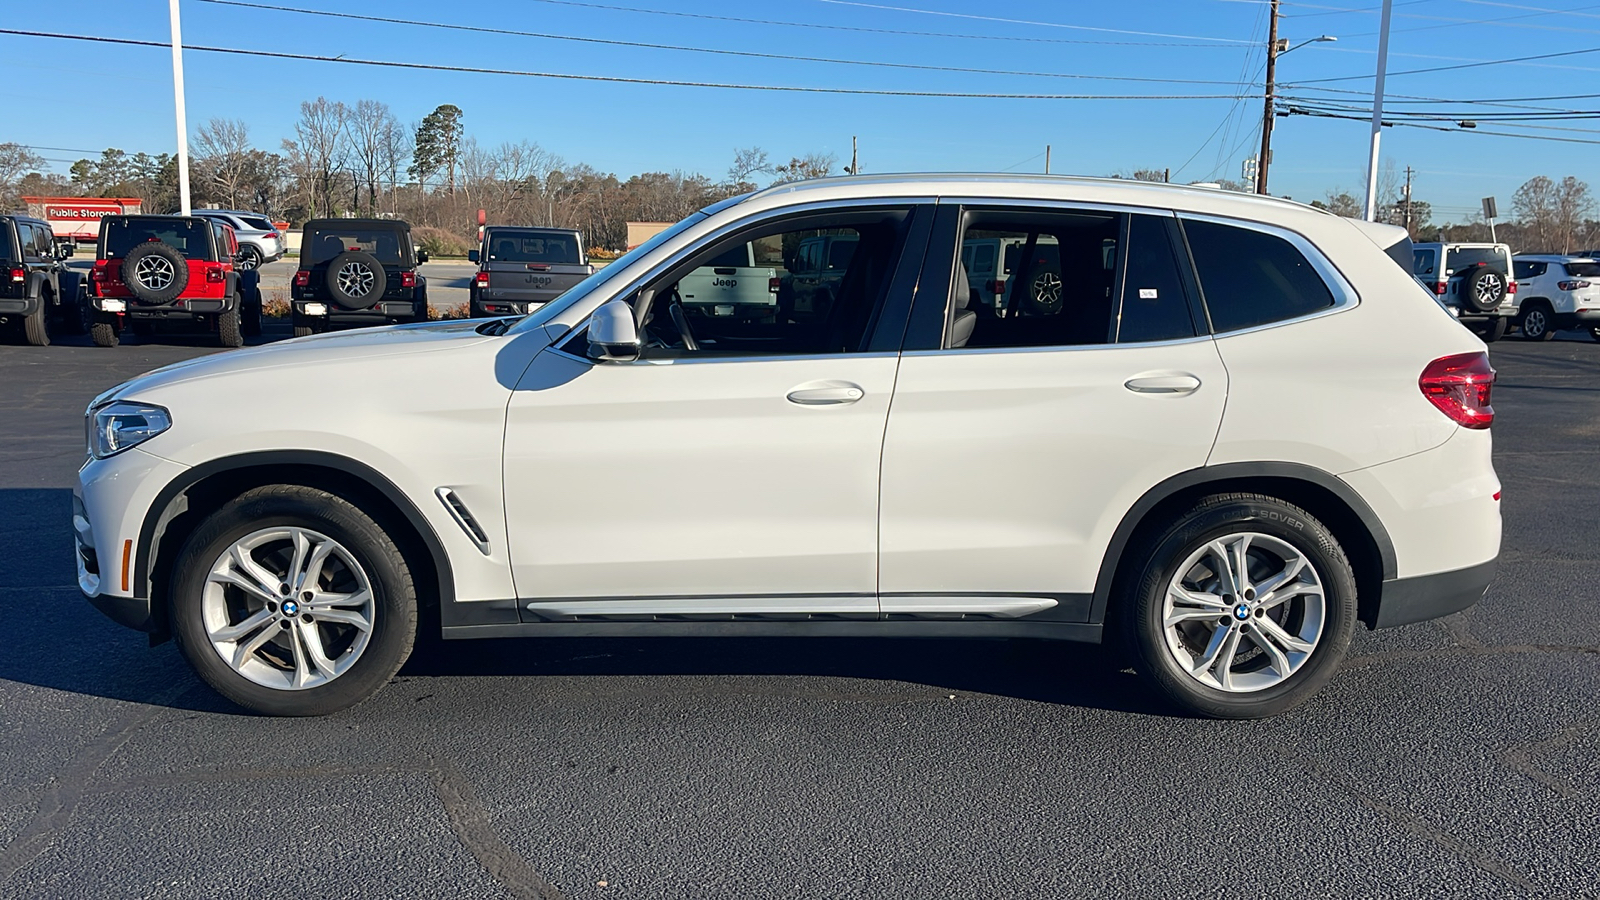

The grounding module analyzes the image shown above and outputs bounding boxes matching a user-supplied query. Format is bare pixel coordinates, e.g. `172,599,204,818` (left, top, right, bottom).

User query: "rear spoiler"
1345,217,1413,273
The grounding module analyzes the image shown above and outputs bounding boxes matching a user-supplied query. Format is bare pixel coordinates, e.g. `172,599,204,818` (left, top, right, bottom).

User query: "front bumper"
76,448,190,636
1373,558,1496,628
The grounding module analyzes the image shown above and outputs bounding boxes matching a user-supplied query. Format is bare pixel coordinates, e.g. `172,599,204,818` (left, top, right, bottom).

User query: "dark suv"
468,226,591,317
292,219,429,336
0,214,89,346
87,215,258,348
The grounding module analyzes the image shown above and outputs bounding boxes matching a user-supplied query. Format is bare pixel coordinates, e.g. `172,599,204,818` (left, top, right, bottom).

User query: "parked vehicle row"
0,213,90,345
1410,240,1600,342
289,219,430,336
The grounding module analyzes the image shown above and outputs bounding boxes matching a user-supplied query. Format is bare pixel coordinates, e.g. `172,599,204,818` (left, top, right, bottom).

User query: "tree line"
1,100,1593,253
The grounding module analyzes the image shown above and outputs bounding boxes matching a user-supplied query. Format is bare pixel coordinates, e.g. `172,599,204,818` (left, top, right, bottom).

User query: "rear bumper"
0,296,42,315
1373,558,1496,628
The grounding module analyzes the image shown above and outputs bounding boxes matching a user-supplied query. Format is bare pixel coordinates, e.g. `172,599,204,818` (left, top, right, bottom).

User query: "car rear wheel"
21,301,49,346
56,273,90,335
236,245,263,271
170,485,417,716
1121,493,1357,719
217,304,244,348
1519,302,1555,341
90,318,120,347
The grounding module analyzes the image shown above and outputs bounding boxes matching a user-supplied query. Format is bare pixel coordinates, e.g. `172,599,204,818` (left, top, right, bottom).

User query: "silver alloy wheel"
236,248,260,270
1475,276,1503,306
1033,271,1063,305
1160,532,1325,693
1523,308,1547,337
336,261,375,298
201,527,376,691
134,255,176,291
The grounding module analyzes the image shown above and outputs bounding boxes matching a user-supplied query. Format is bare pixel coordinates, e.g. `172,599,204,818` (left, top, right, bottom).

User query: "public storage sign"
23,196,144,242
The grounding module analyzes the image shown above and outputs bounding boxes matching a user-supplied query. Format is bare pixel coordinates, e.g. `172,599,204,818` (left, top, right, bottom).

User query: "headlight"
87,401,172,459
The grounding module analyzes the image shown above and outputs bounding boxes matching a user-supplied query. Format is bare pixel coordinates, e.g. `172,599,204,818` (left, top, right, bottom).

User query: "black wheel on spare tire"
121,241,189,304
1118,492,1357,719
56,273,90,335
1518,301,1555,341
325,250,386,309
90,318,120,347
1460,267,1507,313
168,485,418,716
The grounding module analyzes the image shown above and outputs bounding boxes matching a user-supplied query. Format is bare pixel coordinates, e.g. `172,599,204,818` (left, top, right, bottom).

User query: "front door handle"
1124,373,1202,394
786,382,865,406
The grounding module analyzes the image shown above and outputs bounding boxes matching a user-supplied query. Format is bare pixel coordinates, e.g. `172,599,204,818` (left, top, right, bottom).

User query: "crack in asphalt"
1497,721,1598,801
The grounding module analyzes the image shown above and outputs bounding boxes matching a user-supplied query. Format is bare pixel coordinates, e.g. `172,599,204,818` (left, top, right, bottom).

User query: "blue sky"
5,0,1597,221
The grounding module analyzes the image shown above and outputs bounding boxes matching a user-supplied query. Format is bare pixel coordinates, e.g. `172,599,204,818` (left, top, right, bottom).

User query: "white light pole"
1362,0,1394,221
169,0,192,215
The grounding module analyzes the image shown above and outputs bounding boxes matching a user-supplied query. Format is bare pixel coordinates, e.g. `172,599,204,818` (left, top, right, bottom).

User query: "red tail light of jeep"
294,270,310,288
205,266,225,284
474,272,489,287
7,267,23,283
400,272,417,289
1420,352,1495,430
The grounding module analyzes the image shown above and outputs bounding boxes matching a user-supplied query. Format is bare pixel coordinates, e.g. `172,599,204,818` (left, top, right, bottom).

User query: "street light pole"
169,0,191,215
1255,0,1281,195
1363,0,1394,221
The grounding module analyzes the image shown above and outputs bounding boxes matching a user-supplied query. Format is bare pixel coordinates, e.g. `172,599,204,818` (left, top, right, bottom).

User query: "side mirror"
415,249,430,263
587,301,640,362
56,242,76,259
467,249,479,263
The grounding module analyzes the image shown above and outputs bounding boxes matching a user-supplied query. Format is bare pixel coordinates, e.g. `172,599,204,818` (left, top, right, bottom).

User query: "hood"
108,319,502,400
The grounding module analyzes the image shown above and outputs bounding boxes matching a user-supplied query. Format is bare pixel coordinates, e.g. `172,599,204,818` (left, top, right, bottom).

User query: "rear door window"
1513,261,1546,280
1182,219,1336,333
1116,215,1197,343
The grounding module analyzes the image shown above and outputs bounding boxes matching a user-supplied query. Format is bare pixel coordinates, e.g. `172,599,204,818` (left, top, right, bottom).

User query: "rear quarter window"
1182,219,1336,332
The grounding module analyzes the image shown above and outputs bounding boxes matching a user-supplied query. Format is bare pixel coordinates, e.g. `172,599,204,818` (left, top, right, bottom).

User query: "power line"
0,29,1259,101
519,0,1248,48
1289,43,1600,82
1459,0,1600,20
810,0,1255,43
1281,106,1600,143
197,0,1261,87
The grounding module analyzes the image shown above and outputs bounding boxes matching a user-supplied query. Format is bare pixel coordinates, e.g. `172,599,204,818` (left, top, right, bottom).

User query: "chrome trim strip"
523,595,880,616
880,595,1059,618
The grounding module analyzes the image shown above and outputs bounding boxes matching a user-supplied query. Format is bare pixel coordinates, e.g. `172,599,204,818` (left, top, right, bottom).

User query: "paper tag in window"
1139,288,1159,299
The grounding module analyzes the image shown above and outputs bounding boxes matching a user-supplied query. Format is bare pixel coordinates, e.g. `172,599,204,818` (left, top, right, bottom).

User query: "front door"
502,205,927,618
878,205,1228,619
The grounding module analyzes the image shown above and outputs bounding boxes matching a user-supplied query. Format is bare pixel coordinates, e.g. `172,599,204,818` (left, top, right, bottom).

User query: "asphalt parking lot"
1,331,1597,898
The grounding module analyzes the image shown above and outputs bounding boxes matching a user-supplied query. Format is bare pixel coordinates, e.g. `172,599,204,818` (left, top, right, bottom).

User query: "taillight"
987,280,1005,295
474,272,489,287
768,277,781,293
1507,281,1517,294
400,271,417,289
1559,280,1592,291
91,261,108,283
294,270,310,287
1434,282,1447,295
265,232,279,240
1420,352,1495,430
7,267,22,283
205,266,224,284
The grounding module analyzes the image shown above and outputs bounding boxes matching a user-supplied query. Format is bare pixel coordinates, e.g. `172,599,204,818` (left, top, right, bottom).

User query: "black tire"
1119,493,1357,719
90,319,120,347
325,251,387,309
1518,302,1555,341
414,285,429,321
242,286,263,338
293,325,317,338
217,304,244,348
1476,315,1508,343
21,300,49,346
121,241,189,304
1459,267,1507,314
169,485,418,716
236,245,263,271
56,272,90,335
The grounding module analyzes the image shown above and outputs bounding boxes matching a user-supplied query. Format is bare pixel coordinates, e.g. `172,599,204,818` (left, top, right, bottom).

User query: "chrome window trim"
1177,211,1360,337
935,196,1173,218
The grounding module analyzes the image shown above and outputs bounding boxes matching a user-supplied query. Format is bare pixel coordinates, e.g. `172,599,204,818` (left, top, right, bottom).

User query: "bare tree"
771,152,836,184
0,142,45,209
291,97,351,217
348,99,400,216
192,118,252,208
727,147,770,189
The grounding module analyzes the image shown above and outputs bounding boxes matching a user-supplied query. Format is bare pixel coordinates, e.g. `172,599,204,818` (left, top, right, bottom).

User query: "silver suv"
1411,242,1517,341
192,210,285,270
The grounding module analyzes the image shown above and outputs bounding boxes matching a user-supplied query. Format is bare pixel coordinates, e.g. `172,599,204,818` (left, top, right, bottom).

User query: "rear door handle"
786,382,865,406
1124,373,1202,394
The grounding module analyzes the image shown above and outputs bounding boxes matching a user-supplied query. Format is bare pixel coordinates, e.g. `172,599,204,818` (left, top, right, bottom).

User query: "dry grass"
426,302,471,320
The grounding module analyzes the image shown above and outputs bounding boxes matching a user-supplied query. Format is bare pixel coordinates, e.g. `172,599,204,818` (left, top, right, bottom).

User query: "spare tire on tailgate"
326,250,387,309
1460,266,1507,313
121,241,188,304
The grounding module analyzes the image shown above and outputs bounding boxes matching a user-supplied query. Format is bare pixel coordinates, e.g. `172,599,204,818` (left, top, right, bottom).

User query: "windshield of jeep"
102,219,212,260
486,231,583,264
305,228,410,265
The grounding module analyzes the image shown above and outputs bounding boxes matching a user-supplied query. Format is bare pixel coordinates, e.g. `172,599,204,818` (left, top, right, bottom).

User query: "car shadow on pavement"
0,487,1167,717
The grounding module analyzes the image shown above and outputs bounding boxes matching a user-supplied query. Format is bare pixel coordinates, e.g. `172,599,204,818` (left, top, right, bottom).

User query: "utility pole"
1256,0,1281,195
1402,165,1413,233
1363,0,1395,220
850,135,858,175
1044,145,1051,175
169,0,191,215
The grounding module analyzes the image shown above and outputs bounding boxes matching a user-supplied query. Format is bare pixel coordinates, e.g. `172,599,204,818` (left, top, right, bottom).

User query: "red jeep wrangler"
87,215,261,347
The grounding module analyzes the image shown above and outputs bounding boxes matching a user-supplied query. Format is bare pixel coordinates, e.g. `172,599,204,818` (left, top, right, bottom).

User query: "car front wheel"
1122,493,1356,719
1519,303,1555,341
170,485,417,716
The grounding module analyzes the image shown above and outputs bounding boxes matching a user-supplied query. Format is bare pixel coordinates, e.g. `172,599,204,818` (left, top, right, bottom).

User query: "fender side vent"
436,488,491,555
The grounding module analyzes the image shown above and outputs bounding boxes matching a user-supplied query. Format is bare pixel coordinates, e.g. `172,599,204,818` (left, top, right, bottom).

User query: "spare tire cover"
325,250,388,310
121,241,189,304
1461,267,1507,313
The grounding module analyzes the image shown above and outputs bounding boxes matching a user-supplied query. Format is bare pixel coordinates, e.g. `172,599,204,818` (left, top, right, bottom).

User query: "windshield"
305,227,410,265
1566,262,1600,278
486,231,582,264
507,212,708,335
1445,247,1506,274
102,219,212,260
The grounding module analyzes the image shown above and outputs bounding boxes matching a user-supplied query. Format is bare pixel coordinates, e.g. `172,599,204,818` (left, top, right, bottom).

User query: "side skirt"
442,620,1103,643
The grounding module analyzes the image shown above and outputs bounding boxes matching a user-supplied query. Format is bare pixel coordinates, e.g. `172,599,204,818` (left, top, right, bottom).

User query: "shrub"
425,302,471,321
412,226,472,258
261,297,292,319
588,246,621,260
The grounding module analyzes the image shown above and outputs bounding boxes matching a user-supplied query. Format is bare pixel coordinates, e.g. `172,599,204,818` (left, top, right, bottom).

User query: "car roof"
1515,253,1596,261
303,218,410,229
485,225,580,233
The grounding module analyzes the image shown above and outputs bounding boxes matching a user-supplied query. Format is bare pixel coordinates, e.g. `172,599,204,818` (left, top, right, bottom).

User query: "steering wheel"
669,299,699,351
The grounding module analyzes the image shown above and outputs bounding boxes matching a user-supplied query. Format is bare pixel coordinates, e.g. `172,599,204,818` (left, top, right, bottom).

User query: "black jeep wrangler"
0,214,90,346
291,219,429,336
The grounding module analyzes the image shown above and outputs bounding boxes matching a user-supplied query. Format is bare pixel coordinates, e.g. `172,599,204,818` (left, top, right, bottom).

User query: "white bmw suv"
76,175,1501,719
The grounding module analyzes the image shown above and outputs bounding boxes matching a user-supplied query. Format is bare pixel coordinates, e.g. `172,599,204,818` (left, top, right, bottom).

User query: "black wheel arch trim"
133,449,472,634
1088,461,1398,624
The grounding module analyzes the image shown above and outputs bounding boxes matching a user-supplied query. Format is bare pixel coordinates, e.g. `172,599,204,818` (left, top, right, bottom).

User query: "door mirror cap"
467,249,479,263
587,301,640,362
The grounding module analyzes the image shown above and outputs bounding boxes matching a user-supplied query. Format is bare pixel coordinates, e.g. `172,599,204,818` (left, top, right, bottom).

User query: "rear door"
878,203,1227,619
